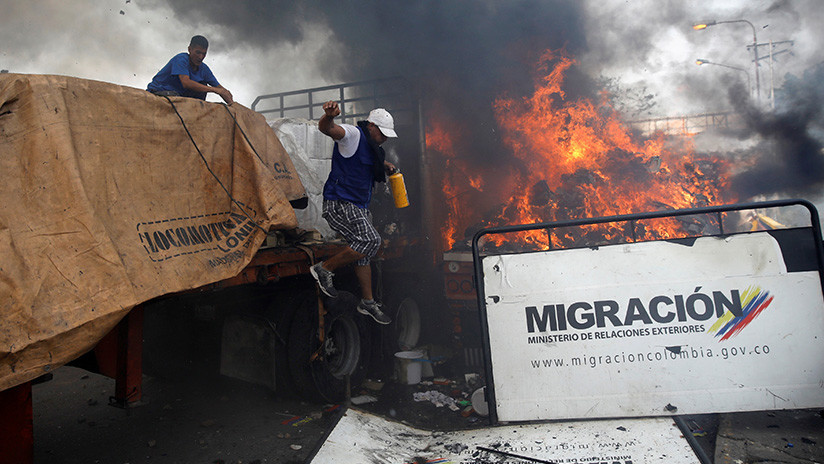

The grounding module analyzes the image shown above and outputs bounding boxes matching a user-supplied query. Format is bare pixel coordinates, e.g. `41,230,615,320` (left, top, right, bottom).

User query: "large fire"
428,49,734,252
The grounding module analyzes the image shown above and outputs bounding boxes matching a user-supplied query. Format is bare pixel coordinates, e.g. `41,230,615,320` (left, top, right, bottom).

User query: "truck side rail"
251,77,417,125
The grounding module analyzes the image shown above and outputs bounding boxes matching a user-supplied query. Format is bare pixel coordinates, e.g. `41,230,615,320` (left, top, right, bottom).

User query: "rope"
163,96,270,236
220,102,269,167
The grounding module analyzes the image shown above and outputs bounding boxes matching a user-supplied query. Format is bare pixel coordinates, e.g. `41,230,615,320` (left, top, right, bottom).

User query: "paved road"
33,366,824,463
33,367,333,464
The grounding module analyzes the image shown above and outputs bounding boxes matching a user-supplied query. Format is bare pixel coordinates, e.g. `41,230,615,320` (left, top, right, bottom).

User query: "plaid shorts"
322,199,381,265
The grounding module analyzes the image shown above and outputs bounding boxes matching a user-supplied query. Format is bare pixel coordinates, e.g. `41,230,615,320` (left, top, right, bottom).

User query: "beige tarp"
0,74,305,391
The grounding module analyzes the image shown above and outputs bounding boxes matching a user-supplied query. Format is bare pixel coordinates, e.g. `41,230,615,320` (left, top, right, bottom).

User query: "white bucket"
394,351,424,385
471,387,489,416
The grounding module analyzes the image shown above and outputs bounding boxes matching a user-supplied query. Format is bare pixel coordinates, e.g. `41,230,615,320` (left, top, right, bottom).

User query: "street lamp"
693,19,760,102
695,59,752,97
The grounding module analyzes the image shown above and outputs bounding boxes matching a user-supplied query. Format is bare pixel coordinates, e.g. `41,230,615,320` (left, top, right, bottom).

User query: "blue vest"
323,127,376,208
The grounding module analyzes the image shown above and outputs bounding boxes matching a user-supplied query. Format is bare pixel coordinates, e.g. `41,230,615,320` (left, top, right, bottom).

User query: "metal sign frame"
471,199,824,425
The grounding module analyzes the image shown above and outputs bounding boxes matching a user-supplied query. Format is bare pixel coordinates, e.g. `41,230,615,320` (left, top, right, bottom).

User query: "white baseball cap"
367,108,397,138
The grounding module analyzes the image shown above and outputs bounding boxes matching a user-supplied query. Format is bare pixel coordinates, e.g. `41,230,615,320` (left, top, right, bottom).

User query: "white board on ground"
308,408,698,464
481,233,824,422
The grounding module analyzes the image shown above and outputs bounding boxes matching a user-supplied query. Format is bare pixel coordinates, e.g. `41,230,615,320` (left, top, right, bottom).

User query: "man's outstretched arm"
318,101,345,140
178,75,233,104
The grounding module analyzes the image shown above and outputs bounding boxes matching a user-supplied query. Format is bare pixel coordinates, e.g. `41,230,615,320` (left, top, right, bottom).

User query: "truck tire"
264,289,306,398
391,296,422,352
287,290,372,403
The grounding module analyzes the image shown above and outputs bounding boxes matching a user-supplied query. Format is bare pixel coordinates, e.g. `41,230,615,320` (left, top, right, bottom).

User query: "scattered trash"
616,426,627,431
324,404,341,415
688,420,706,437
444,443,468,453
665,403,678,412
282,415,314,427
465,373,481,388
350,395,378,405
147,439,157,448
290,444,303,450
413,390,460,411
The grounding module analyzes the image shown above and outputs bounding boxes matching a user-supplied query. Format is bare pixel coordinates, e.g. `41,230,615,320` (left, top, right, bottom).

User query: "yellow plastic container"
388,172,409,208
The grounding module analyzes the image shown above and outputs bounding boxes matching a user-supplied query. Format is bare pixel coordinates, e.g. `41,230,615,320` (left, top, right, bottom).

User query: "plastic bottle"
388,171,409,208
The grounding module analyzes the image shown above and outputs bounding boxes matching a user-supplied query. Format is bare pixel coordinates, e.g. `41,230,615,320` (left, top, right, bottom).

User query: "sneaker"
310,262,338,298
357,299,391,325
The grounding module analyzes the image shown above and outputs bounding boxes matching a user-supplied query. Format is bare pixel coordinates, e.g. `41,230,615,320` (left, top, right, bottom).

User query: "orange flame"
429,49,733,252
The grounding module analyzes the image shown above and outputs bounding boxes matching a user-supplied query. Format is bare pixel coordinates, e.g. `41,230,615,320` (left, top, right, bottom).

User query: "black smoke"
147,0,590,161
727,62,824,199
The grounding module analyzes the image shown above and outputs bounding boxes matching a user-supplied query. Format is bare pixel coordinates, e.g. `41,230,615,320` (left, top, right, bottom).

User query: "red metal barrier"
0,381,33,464
94,306,144,406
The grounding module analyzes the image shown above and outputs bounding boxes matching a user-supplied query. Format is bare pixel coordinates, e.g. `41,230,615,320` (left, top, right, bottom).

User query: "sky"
2,0,821,112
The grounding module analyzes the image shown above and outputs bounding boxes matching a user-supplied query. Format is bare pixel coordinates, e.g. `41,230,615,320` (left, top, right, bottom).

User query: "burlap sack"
0,74,305,391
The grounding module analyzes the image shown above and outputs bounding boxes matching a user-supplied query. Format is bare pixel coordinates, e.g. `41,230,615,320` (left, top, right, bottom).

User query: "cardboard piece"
308,408,698,463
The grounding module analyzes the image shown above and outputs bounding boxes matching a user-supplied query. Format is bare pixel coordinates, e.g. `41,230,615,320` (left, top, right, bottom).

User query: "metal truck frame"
0,78,437,463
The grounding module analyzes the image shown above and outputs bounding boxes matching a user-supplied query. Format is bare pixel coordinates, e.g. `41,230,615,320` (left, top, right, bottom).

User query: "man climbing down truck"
310,100,398,325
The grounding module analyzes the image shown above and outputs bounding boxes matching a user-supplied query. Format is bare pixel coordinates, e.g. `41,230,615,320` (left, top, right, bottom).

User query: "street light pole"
695,59,752,97
693,19,760,103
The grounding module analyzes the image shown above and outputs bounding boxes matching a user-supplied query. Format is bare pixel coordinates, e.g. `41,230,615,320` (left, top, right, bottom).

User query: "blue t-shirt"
146,52,220,97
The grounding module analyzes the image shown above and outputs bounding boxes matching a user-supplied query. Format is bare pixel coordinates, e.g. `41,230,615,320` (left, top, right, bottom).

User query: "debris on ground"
353,369,492,430
413,390,460,411
351,395,378,405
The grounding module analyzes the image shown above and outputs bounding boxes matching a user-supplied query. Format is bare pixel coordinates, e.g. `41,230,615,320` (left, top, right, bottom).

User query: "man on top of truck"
310,100,397,325
146,35,233,105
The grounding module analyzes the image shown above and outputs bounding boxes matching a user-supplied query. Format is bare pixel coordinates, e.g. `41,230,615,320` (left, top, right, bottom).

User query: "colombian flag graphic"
708,286,774,341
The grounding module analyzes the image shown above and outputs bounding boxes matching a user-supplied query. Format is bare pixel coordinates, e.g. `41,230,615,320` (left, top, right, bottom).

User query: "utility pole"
693,19,760,102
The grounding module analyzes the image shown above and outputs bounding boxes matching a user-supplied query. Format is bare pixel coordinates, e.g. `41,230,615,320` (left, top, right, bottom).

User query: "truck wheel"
264,289,307,398
287,290,371,403
392,296,422,352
